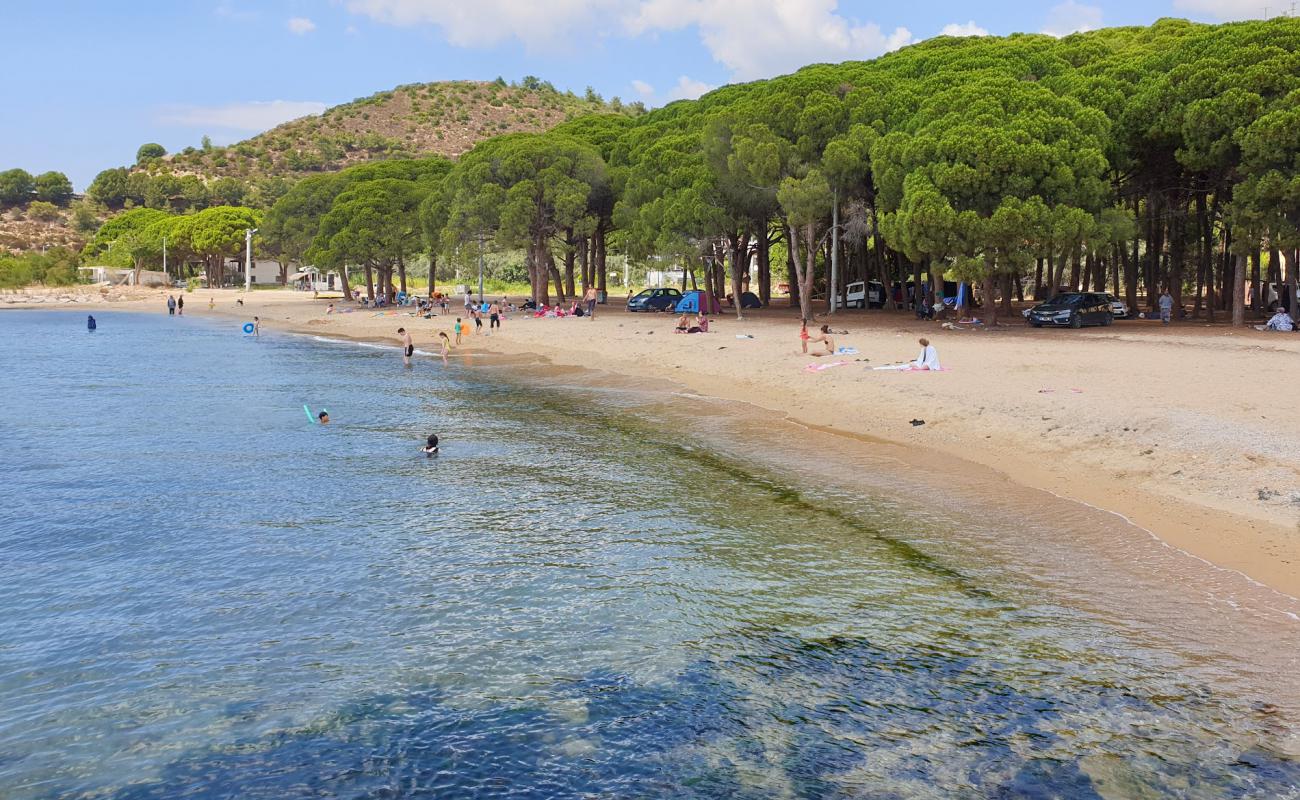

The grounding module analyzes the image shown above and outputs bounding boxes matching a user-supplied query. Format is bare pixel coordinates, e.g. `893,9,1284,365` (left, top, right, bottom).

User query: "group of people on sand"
675,313,710,334
800,320,941,370
530,288,600,319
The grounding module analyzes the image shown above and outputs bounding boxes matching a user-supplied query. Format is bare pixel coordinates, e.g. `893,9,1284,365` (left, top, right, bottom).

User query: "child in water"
422,434,439,456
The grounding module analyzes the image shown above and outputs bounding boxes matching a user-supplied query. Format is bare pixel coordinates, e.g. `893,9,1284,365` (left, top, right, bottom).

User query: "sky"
3,0,1280,190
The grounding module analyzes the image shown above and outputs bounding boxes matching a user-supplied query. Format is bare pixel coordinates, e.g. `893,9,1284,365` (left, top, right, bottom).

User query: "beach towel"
835,346,860,355
872,364,950,372
804,361,851,373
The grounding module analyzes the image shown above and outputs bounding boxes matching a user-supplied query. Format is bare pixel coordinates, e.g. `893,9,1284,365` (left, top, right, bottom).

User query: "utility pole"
244,228,258,293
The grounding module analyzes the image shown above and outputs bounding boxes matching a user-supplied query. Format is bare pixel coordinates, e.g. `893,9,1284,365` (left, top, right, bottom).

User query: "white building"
225,258,286,286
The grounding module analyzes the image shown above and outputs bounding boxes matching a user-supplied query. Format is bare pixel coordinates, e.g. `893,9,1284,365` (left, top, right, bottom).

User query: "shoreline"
9,286,1300,600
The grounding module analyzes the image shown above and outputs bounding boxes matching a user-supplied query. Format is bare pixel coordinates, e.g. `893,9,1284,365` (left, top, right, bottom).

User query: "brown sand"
9,285,1300,597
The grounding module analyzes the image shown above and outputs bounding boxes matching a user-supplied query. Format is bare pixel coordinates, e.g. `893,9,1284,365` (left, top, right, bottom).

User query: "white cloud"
158,100,328,131
287,16,317,34
628,0,912,80
345,0,625,48
939,20,989,37
1171,0,1264,19
346,0,912,78
666,75,715,101
1041,1,1102,37
631,79,656,100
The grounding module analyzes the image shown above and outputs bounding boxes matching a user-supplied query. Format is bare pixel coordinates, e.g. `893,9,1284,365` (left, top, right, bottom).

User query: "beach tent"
739,291,762,309
674,290,723,314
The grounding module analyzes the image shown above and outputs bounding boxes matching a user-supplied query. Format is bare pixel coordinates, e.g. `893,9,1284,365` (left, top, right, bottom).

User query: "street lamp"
244,228,258,293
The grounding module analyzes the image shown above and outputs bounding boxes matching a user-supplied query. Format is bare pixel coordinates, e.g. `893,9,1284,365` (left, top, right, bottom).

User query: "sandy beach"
10,285,1300,598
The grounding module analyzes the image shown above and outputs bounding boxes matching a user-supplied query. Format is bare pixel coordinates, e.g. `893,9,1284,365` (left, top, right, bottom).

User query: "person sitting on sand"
803,324,835,355
911,337,941,370
421,434,439,456
675,313,691,334
696,314,710,333
1259,308,1295,332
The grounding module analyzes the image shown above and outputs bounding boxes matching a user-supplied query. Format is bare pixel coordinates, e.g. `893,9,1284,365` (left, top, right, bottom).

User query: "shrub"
28,200,61,221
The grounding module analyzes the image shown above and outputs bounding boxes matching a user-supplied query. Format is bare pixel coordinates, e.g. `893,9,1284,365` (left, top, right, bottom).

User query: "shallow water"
0,310,1297,799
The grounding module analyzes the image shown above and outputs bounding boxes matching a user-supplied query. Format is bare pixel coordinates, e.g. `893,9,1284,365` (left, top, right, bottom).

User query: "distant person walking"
398,327,414,366
167,295,176,316
176,295,184,316
1159,289,1174,325
584,286,597,320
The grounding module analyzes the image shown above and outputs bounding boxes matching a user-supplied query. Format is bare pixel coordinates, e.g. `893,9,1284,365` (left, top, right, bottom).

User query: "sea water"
0,310,1297,799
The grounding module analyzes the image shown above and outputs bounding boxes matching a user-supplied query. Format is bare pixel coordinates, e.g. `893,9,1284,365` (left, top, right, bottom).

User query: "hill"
151,79,644,181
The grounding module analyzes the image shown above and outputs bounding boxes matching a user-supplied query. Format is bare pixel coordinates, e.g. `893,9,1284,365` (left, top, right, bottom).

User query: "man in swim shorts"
398,327,414,366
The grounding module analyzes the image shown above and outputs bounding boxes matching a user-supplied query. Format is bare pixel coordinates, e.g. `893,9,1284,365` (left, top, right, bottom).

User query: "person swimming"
422,434,439,456
317,411,330,424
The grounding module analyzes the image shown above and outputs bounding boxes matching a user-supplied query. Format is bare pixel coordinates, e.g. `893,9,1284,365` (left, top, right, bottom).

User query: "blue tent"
674,290,722,314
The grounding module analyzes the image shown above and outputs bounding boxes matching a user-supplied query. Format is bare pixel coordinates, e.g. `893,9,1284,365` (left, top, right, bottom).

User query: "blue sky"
3,0,1268,189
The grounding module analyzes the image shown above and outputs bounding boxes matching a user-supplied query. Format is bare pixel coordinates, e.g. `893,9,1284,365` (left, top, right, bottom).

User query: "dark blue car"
627,287,682,312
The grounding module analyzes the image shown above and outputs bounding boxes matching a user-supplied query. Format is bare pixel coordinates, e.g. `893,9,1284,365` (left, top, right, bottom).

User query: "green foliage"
136,143,166,163
27,200,61,221
0,247,81,288
33,171,73,205
0,168,35,205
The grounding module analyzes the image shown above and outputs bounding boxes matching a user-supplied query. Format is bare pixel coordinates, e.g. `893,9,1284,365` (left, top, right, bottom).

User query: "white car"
1101,293,1129,319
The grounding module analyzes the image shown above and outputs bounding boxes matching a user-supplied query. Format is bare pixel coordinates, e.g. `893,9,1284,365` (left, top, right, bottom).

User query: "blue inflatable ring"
242,322,255,334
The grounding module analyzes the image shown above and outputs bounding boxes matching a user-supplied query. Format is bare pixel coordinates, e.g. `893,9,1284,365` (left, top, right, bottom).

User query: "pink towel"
804,361,851,373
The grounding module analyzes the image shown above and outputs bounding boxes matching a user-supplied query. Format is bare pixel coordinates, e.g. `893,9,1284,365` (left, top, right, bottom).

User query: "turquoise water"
0,310,1297,798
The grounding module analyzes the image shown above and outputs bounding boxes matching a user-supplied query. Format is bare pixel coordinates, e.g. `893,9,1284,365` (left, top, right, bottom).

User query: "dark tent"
739,291,762,309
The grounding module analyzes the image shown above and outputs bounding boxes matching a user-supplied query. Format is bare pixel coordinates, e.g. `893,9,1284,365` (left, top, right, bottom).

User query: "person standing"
454,318,463,345
463,290,473,313
584,285,597,320
473,308,483,334
253,316,260,337
167,295,176,316
398,327,414,366
489,301,501,332
1158,289,1174,325
208,296,215,311
176,295,184,316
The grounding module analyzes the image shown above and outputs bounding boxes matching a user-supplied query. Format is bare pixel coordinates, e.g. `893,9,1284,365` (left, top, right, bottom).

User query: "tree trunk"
1250,247,1262,314
982,255,999,326
547,249,564,304
338,267,351,301
595,225,607,296
563,230,576,299
1069,246,1081,291
427,253,437,297
758,229,772,306
1290,247,1300,325
397,253,408,295
1199,193,1215,321
1232,253,1246,327
1034,257,1044,299
364,263,375,301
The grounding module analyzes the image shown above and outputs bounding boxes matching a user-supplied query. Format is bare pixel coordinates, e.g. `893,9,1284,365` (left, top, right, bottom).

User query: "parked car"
844,280,886,309
627,287,682,312
1023,292,1114,328
1100,293,1129,319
